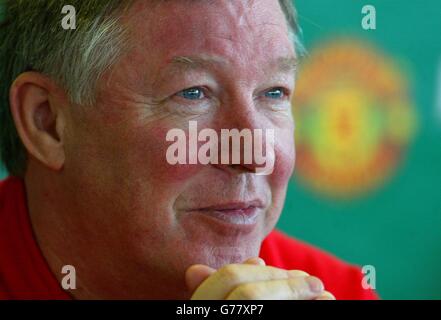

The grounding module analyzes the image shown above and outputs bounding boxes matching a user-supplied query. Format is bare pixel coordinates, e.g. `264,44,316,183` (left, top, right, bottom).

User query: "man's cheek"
131,125,203,184
268,141,295,189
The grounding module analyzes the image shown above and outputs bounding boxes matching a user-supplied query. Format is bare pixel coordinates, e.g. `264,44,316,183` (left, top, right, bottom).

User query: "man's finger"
191,264,309,300
315,291,336,300
185,264,216,294
226,276,325,300
243,257,266,266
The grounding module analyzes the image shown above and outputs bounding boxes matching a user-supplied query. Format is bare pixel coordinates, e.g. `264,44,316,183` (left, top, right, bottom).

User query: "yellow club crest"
292,39,417,199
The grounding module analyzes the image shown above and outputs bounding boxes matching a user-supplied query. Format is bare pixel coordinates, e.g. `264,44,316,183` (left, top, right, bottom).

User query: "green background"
1,0,440,299
276,0,441,299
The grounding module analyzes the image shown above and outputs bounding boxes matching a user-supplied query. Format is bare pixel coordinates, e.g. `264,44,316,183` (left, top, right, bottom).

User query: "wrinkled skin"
26,0,296,299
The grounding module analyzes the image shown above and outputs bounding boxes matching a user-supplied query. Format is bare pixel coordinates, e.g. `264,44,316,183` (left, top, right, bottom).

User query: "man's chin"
210,248,260,269
175,213,267,268
180,240,262,270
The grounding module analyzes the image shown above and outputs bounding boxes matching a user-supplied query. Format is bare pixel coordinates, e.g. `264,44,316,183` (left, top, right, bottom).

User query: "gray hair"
0,0,301,177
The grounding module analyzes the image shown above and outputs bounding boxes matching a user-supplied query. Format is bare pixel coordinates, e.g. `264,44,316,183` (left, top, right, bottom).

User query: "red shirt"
0,176,377,300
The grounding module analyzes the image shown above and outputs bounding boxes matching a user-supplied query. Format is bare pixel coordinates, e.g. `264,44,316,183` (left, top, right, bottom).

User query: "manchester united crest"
292,40,417,198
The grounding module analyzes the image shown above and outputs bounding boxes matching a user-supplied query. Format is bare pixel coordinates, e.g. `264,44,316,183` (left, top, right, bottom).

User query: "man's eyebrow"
163,54,298,75
165,55,227,73
274,56,298,73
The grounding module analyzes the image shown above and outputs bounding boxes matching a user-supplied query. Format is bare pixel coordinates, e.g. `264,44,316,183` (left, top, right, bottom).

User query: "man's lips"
184,200,264,226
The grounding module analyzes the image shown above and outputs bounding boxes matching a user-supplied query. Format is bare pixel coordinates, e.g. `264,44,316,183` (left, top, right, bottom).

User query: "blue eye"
177,87,205,100
264,88,285,99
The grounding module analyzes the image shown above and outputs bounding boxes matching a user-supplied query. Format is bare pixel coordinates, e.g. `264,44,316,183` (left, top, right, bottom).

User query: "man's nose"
212,96,275,175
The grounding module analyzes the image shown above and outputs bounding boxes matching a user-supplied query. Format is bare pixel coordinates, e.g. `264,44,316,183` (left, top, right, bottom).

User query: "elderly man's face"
62,0,295,292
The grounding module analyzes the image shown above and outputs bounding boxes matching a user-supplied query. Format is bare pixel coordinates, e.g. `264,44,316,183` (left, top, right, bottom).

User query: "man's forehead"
123,0,295,86
127,0,289,38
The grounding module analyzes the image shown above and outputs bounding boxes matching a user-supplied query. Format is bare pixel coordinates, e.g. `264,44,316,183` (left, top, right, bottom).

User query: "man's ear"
9,72,66,171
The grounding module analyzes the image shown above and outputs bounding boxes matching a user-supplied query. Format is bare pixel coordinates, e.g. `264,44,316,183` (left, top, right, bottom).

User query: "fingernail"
306,276,324,293
244,257,266,266
288,270,309,278
316,296,334,300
